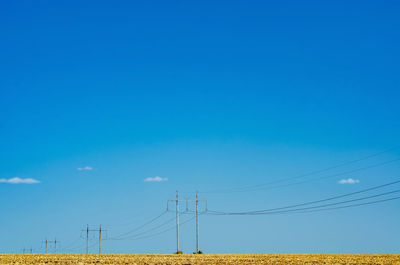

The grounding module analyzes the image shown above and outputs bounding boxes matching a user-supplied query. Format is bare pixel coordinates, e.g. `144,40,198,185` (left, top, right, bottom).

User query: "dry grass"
0,254,399,265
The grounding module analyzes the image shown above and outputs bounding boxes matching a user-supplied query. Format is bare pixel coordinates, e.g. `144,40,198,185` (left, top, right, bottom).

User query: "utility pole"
30,248,32,254
196,191,199,253
167,191,181,253
99,225,102,255
167,191,207,254
176,190,179,253
43,239,58,254
194,191,207,253
86,224,89,255
81,225,106,255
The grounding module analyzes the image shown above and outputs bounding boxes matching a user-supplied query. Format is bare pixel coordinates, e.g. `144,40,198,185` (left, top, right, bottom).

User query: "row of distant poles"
22,239,58,254
21,248,33,254
168,191,207,254
80,190,206,255
37,225,103,255
26,191,205,255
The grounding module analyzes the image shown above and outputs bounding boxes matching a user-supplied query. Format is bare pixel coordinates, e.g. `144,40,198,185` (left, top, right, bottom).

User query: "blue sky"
0,0,399,254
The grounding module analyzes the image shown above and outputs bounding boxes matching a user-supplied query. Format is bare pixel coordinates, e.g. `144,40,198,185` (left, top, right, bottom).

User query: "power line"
60,240,86,253
207,178,400,216
240,158,400,193
201,147,400,194
9,148,400,254
58,237,81,252
280,195,400,214
208,179,400,215
209,189,400,215
108,211,167,240
59,242,85,253
107,214,178,240
205,158,400,193
119,215,196,241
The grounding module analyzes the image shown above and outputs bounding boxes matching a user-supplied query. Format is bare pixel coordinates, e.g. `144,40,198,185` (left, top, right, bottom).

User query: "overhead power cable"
119,215,196,241
60,241,86,253
57,237,82,252
108,210,167,240
107,214,180,240
209,189,400,215
279,195,400,214
208,179,400,215
210,179,400,215
239,158,400,193
201,146,400,194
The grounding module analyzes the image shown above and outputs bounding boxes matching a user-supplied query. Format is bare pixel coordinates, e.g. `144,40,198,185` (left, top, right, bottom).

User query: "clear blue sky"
0,0,399,254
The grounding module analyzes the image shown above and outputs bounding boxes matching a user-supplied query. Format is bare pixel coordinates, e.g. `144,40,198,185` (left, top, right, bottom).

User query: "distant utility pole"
30,248,32,254
43,239,58,254
43,239,48,254
86,225,88,254
99,225,102,255
195,191,207,253
82,225,105,255
196,191,199,253
167,191,207,253
176,191,179,253
168,191,180,253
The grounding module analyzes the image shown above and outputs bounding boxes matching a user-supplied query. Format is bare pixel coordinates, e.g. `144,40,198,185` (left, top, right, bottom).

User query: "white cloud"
0,177,40,184
338,178,360,184
77,166,93,171
143,176,168,182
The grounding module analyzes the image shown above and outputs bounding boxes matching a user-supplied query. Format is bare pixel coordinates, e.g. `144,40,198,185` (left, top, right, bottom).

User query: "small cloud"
77,166,93,171
0,177,40,184
338,178,360,184
143,176,168,182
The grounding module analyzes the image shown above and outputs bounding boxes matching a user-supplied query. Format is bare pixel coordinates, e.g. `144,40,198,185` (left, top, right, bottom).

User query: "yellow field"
0,254,400,265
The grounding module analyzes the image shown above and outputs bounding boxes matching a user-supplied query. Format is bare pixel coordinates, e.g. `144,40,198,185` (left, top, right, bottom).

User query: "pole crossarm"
166,200,208,211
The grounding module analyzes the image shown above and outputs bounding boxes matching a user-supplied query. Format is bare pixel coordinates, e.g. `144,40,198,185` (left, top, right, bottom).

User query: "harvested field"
0,254,399,265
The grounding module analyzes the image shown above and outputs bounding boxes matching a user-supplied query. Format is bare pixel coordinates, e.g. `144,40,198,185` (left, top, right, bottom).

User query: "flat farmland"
0,254,399,265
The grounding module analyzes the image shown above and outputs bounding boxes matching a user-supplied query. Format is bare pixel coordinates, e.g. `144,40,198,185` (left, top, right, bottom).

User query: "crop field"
0,254,399,265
